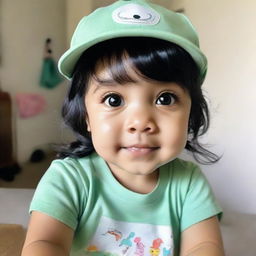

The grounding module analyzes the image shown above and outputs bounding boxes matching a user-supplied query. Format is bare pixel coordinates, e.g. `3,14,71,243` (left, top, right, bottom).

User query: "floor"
0,153,56,188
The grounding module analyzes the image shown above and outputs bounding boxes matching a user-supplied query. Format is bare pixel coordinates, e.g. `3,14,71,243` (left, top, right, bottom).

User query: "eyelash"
156,92,179,105
101,93,124,107
101,91,179,107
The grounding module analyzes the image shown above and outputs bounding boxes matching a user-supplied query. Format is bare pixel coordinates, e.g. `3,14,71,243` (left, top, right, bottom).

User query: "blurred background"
0,0,255,214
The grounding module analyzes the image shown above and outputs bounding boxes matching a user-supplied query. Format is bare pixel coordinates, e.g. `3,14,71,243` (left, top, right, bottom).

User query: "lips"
123,143,159,149
122,144,159,157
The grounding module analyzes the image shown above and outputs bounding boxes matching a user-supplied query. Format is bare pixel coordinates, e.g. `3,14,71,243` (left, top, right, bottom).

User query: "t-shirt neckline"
90,152,171,205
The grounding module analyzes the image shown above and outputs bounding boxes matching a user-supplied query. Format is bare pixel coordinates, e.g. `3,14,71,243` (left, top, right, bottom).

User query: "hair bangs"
92,51,139,85
88,37,199,91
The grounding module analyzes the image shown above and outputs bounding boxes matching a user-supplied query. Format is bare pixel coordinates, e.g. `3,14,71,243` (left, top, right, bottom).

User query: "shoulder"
166,158,214,204
168,159,222,231
169,158,203,185
30,153,101,229
45,152,99,180
34,153,103,200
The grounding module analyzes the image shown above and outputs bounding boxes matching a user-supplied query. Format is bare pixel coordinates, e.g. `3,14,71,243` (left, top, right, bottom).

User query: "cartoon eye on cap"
112,3,160,25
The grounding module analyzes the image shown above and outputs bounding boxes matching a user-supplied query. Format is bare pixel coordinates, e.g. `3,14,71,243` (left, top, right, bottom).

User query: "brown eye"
104,94,124,107
156,92,176,105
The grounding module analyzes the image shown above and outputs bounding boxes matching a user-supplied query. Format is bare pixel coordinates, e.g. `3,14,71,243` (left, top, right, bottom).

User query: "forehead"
91,54,142,84
88,60,188,97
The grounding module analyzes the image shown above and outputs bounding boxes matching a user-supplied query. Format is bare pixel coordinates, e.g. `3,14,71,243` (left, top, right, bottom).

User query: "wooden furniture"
0,224,25,256
0,91,13,167
0,91,20,181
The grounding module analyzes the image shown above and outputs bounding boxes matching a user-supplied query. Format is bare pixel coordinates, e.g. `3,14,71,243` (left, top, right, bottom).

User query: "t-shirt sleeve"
29,159,86,230
180,164,222,231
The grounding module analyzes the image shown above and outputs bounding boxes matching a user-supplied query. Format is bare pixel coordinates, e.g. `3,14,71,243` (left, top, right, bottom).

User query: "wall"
0,0,67,162
171,0,256,214
92,0,172,9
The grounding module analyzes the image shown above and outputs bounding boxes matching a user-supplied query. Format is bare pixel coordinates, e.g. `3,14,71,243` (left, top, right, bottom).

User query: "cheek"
89,116,117,134
89,118,119,156
163,113,190,146
98,123,112,133
168,124,188,144
88,115,121,150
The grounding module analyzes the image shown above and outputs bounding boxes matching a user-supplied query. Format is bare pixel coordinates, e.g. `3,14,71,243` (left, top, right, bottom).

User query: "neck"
111,169,159,194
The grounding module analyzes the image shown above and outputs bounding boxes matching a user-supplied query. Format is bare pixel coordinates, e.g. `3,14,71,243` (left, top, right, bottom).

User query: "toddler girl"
22,1,224,255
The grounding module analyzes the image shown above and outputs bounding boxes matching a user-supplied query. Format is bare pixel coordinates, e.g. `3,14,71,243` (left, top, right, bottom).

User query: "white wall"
0,0,67,162
92,0,172,9
171,0,256,214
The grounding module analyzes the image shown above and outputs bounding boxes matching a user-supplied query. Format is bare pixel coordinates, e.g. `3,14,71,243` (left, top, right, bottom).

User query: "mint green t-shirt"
30,152,222,256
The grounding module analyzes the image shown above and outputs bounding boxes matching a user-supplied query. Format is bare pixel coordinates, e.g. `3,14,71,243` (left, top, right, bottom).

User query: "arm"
180,216,225,256
21,211,74,256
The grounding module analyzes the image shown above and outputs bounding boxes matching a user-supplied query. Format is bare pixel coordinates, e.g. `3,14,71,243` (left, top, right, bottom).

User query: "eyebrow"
92,78,122,94
92,76,188,95
96,78,116,84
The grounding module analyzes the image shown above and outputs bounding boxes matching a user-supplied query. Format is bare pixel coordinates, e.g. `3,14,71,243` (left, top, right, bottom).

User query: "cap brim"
58,30,207,82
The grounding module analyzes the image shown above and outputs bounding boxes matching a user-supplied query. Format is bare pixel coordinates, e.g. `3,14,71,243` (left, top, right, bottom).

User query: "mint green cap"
58,0,207,84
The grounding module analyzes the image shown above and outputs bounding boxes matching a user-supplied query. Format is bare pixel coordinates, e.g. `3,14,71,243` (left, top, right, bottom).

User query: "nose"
126,108,158,134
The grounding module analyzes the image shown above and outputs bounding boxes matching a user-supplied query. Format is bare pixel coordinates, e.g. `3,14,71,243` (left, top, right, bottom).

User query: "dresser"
0,91,13,168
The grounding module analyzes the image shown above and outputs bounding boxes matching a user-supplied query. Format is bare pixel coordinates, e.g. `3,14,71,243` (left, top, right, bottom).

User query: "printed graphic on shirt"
85,216,174,256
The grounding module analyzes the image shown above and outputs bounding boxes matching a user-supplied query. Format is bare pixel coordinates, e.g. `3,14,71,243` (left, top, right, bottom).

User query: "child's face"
85,63,191,178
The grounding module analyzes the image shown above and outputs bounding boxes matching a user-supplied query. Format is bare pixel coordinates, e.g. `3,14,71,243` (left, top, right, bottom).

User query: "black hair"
58,37,219,164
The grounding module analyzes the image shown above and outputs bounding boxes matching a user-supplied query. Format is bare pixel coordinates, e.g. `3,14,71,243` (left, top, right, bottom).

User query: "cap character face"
112,3,160,25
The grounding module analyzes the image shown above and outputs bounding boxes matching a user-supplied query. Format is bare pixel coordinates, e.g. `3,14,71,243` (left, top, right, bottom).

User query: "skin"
85,64,191,193
22,61,225,256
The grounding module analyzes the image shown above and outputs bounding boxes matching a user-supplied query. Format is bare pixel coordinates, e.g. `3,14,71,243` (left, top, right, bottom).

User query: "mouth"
121,144,160,157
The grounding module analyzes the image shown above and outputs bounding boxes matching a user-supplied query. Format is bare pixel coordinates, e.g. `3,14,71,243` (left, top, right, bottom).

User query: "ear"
85,114,91,132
